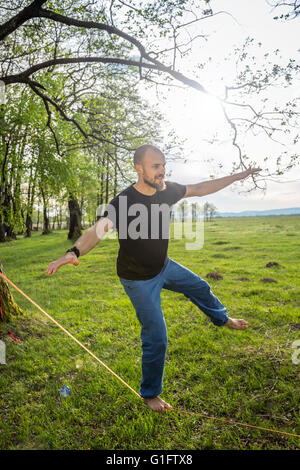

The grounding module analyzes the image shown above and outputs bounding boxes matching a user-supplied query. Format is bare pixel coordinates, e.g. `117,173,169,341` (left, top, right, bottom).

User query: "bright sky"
141,0,300,212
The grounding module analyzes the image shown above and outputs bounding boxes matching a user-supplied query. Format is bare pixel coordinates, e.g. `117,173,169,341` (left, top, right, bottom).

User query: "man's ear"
134,163,142,176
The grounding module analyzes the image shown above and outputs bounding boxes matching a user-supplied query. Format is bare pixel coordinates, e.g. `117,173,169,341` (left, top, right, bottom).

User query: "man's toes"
158,397,173,410
163,402,173,410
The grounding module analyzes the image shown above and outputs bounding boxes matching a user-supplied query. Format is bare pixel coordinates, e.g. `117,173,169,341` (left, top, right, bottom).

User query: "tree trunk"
58,205,62,230
42,205,51,234
52,210,57,230
0,137,10,242
105,154,109,204
5,222,17,239
1,190,17,240
25,213,32,237
40,188,51,235
96,154,105,222
0,222,6,243
25,163,36,237
100,154,104,206
113,147,118,198
36,205,40,231
80,197,84,229
96,154,101,209
68,194,82,241
0,262,24,321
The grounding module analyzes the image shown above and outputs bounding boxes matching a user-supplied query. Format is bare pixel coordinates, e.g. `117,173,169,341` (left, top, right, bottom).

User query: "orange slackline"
0,271,299,439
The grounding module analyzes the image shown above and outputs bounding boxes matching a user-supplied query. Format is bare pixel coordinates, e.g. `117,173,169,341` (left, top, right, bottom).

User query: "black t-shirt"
101,181,186,280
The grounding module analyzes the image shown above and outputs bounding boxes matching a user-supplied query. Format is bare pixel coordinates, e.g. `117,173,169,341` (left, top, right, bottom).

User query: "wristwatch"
66,246,80,258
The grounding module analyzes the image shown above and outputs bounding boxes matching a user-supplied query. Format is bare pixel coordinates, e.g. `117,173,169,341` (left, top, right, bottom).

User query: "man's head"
133,144,166,191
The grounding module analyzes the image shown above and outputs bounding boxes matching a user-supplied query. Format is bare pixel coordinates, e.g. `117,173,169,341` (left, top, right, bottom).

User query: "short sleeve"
97,196,119,229
165,181,186,205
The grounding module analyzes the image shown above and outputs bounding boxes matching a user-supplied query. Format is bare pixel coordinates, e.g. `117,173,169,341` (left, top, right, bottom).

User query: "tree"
203,202,210,222
208,203,217,221
191,202,199,223
0,262,24,321
0,52,173,240
267,1,300,20
203,202,216,221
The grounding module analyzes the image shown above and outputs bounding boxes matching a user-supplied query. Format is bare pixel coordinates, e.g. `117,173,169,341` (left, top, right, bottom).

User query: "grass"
0,215,299,450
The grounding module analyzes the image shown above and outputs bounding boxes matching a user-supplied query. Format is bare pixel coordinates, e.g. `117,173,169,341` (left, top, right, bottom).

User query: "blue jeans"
119,258,228,398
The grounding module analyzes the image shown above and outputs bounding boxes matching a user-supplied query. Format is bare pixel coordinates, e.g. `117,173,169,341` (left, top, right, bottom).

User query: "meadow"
0,215,299,450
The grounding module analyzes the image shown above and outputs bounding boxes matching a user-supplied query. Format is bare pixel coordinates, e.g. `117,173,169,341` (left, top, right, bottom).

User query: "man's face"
136,150,166,191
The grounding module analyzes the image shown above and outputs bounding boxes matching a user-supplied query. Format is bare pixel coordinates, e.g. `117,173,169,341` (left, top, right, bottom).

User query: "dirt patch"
223,246,242,251
288,322,300,330
235,277,250,281
260,278,278,283
265,262,280,268
206,272,223,280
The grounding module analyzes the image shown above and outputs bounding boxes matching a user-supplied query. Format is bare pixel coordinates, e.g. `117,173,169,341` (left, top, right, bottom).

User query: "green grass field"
0,216,299,450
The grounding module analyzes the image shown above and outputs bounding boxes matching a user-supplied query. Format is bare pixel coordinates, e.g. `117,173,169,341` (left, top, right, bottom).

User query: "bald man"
46,144,261,413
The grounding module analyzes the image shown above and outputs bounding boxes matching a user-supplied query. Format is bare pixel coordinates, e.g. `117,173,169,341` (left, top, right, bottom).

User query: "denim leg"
162,259,228,326
119,276,167,398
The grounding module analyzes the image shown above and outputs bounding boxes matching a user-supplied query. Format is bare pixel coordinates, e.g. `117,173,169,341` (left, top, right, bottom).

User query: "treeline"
174,201,217,222
0,68,179,242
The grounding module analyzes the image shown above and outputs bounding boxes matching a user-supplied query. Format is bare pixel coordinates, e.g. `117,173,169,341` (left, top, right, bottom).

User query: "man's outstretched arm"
45,217,113,275
183,168,261,198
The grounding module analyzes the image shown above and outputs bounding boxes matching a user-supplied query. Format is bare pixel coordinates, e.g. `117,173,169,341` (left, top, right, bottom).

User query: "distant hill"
216,207,300,217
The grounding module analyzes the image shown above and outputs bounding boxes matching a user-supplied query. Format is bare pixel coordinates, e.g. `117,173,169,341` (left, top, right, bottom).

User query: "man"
46,144,261,413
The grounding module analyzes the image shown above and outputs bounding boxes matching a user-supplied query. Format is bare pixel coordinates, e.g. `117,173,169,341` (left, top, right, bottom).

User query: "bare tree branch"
176,10,241,29
219,101,246,170
1,57,158,85
27,79,89,138
1,5,207,92
0,0,47,40
267,0,300,19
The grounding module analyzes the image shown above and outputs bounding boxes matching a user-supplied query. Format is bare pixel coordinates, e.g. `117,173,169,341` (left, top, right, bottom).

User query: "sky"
141,0,300,212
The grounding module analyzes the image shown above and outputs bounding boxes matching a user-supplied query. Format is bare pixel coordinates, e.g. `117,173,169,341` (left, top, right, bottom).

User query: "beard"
143,175,165,191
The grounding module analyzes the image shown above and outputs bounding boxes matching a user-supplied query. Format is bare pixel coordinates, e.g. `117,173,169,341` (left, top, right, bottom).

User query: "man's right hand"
46,252,79,275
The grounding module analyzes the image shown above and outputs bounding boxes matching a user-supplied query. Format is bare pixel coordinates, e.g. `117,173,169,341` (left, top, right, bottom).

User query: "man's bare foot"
143,396,173,413
225,317,248,330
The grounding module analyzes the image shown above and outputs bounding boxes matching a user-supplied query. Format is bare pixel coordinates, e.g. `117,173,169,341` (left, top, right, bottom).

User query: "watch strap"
66,246,80,258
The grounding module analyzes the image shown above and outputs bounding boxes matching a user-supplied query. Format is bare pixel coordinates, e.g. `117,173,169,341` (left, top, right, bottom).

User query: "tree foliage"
0,0,298,186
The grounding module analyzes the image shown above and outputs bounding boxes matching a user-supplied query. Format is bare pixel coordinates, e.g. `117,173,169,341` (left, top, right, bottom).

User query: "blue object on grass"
60,385,70,397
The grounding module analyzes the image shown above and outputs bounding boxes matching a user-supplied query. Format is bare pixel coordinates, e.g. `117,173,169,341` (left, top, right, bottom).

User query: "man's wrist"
66,246,80,258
